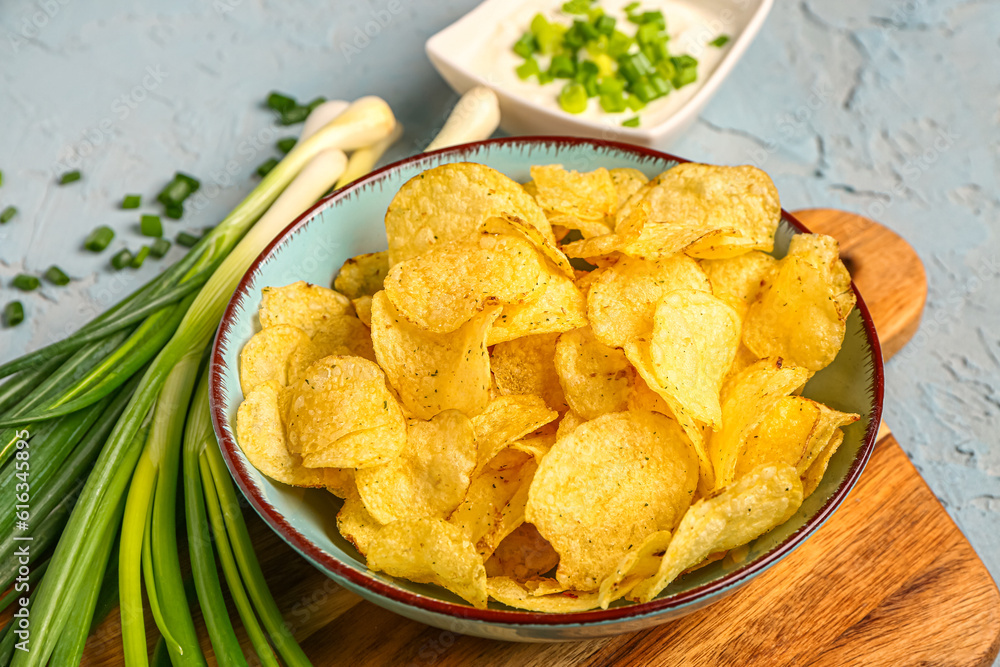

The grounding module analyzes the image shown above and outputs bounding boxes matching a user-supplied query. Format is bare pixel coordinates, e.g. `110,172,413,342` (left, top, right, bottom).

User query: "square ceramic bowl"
210,137,883,642
426,0,774,149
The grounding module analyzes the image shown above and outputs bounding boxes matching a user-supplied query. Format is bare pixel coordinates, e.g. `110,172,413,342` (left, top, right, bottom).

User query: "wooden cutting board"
79,209,1000,666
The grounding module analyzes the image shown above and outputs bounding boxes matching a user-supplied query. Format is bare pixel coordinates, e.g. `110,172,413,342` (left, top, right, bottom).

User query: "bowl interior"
211,137,882,625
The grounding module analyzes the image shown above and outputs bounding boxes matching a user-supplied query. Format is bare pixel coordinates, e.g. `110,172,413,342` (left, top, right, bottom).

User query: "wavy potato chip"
239,324,311,395
598,529,673,608
802,429,846,497
526,410,699,590
562,200,650,260
384,162,555,267
258,281,353,336
370,291,497,420
490,333,569,411
648,290,741,427
700,251,777,319
334,251,390,299
484,523,560,581
367,518,488,608
478,459,538,558
471,395,558,471
356,411,477,524
486,268,587,345
337,489,383,556
352,295,373,328
325,468,355,499
384,233,547,333
629,464,803,603
286,315,376,385
449,457,535,557
547,213,612,240
530,165,617,221
609,168,649,214
554,327,633,419
487,576,602,612
587,254,710,348
554,410,587,441
743,234,855,371
482,214,575,278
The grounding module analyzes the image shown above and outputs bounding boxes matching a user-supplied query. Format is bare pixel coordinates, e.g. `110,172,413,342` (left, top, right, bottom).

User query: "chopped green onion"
710,34,731,47
280,105,310,125
149,238,172,258
671,54,699,88
619,51,654,83
624,1,640,11
558,82,589,114
538,71,555,85
597,76,626,94
622,116,641,127
266,92,296,113
111,249,133,270
44,266,71,286
599,91,626,112
626,93,646,111
513,32,537,58
629,78,657,103
531,14,567,55
164,203,183,219
595,14,616,35
649,74,672,97
256,158,279,178
550,54,576,78
0,170,3,187
0,207,16,224
632,10,665,29
130,246,151,269
276,137,297,153
12,274,40,291
121,195,142,209
84,226,115,252
636,22,662,46
59,170,81,185
516,57,540,80
562,0,591,15
140,215,163,238
157,173,200,208
176,231,201,248
3,301,23,327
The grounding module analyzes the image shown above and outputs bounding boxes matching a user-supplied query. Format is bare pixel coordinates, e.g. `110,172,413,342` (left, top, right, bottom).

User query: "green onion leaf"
276,137,297,153
59,170,81,185
164,203,183,219
177,231,201,248
130,246,151,269
626,93,646,111
513,32,537,58
3,302,23,327
558,82,589,113
595,14,616,35
599,91,627,113
516,57,540,81
149,238,172,259
141,214,163,238
121,195,142,209
12,274,40,291
44,266,71,286
562,0,590,15
84,226,115,252
111,249,133,271
279,105,310,125
550,54,577,78
0,207,16,224
257,158,279,178
266,92,296,113
710,34,731,47
624,1,640,11
0,170,3,187
622,116,641,127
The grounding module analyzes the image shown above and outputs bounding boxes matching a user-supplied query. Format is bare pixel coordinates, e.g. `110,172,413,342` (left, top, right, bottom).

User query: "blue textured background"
1,0,997,637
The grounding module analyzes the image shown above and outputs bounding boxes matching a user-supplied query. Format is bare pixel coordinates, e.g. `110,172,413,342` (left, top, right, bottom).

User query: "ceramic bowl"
426,0,774,149
210,137,883,642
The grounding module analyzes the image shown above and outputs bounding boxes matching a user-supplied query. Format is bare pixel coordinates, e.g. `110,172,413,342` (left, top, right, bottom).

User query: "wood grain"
77,209,998,666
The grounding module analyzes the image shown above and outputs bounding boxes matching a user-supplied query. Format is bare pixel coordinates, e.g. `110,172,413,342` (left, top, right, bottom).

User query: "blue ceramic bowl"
210,137,883,641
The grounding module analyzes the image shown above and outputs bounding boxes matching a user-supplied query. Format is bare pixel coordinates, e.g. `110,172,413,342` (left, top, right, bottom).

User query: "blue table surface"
2,0,998,631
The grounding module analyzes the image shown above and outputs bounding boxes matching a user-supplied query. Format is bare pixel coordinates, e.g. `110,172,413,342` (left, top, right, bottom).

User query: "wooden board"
79,209,1000,666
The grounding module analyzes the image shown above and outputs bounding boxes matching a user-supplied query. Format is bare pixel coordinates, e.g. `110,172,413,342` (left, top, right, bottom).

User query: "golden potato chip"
708,358,814,489
337,489,383,556
449,457,535,557
486,268,587,345
282,355,406,468
609,168,649,214
370,291,497,420
384,233,547,334
356,411,477,524
700,251,777,319
629,464,803,603
485,523,560,581
487,577,601,612
325,468,355,498
554,327,633,419
598,530,673,608
648,290,741,427
554,410,586,440
482,214,575,279
547,213,612,240
366,518,488,608
490,333,568,411
743,234,855,371
587,254,710,348
333,251,390,300
524,577,568,596
627,373,672,416
384,162,555,267
258,281,353,336
526,411,699,590
235,380,326,487
562,200,649,260
286,315,376,385
239,324,311,395
727,343,760,378
510,433,556,462
802,428,846,497
352,295,373,328
530,165,617,221
478,458,538,558
471,395,558,471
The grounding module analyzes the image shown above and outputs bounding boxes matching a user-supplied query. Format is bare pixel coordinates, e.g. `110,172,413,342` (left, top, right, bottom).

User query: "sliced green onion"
164,203,183,219
626,93,646,111
157,173,200,208
280,105,310,125
516,57,540,80
3,302,23,327
141,214,163,238
562,0,590,15
121,195,142,209
558,82,589,113
111,249,133,271
649,74,672,97
131,246,151,269
84,226,115,252
550,54,576,78
176,232,201,248
266,92,296,112
150,238,172,258
44,266,71,286
0,207,15,224
538,71,555,85
276,137,297,153
12,274,40,291
710,34,731,47
622,115,641,127
671,54,698,88
599,91,626,112
257,158,279,178
595,14,616,35
630,78,657,103
59,170,81,185
624,1,640,11
513,32,537,58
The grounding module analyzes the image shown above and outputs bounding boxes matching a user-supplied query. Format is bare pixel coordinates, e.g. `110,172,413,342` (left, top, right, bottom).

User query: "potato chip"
334,251,390,299
743,234,855,371
547,213,612,240
471,395,558,471
629,464,803,603
490,333,568,411
510,432,556,462
598,530,673,608
370,291,497,420
286,315,376,384
356,411,477,524
478,458,538,558
648,290,741,427
482,214,575,279
325,468,355,498
487,577,601,612
384,233,547,333
587,254,710,348
235,380,326,487
449,457,535,556
337,489,383,556
523,577,568,596
609,168,649,214
352,295,373,328
282,355,406,468
562,200,649,261
486,268,587,345
554,410,586,440
554,327,633,419
530,165,617,221
239,324,311,395
258,281,353,336
484,523,560,581
384,162,555,267
367,518,488,608
700,251,777,319
708,358,813,489
526,410,699,590
801,429,846,497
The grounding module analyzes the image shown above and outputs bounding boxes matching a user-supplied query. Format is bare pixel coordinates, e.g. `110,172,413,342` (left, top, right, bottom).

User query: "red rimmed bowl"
209,137,883,641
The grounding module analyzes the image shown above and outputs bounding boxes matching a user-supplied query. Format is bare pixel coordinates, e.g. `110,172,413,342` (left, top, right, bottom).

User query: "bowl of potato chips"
210,137,883,641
